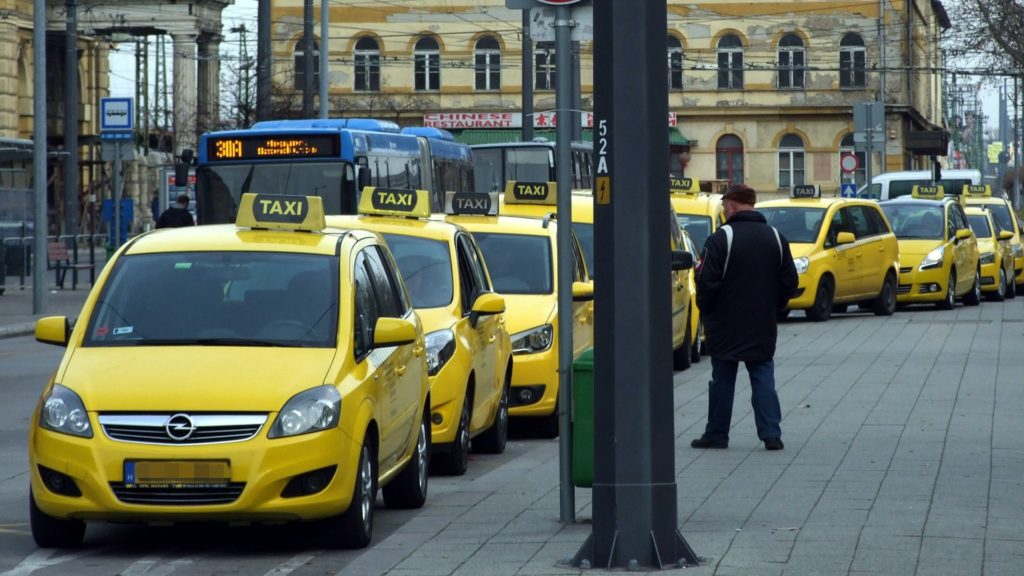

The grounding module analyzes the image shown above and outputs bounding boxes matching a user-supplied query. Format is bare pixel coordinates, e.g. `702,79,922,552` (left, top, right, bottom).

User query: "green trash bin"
571,347,595,487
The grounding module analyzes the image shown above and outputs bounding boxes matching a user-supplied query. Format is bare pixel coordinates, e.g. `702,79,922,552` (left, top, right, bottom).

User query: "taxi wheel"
989,269,1007,302
963,270,982,306
382,407,430,509
832,304,849,314
937,270,956,310
537,403,561,439
1007,271,1017,299
475,369,510,454
673,314,692,371
690,321,703,364
805,277,834,322
872,272,897,316
329,437,376,549
434,396,470,476
30,488,85,548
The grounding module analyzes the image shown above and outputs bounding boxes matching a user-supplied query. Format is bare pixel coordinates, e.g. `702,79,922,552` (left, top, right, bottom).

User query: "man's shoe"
764,438,784,451
691,436,728,449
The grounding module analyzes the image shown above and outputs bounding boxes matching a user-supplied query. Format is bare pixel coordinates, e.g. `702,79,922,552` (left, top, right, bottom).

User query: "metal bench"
47,242,93,290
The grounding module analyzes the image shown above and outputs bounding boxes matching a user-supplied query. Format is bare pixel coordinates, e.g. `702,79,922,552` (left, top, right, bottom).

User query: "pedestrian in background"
692,184,798,451
156,194,195,229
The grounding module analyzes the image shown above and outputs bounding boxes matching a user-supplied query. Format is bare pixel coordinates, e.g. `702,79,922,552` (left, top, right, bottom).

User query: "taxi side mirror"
35,316,71,347
998,230,1014,241
470,292,505,327
955,228,972,240
372,317,417,348
572,281,595,302
671,250,694,271
836,232,856,245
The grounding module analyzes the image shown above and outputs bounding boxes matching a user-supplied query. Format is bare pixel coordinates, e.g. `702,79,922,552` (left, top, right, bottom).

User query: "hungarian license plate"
124,460,230,489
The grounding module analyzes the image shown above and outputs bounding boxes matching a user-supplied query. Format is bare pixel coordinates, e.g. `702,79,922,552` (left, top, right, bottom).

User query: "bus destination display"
207,134,340,161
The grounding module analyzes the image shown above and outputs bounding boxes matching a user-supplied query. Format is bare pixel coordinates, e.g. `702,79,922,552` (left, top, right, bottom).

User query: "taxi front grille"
99,414,267,445
109,483,245,505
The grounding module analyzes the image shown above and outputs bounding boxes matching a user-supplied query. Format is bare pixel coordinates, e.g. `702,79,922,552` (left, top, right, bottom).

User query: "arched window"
474,36,501,91
293,38,320,90
354,37,380,92
717,34,743,89
536,41,556,90
716,134,744,184
778,134,806,188
839,33,866,88
414,37,441,91
839,133,867,186
667,35,683,90
778,33,804,89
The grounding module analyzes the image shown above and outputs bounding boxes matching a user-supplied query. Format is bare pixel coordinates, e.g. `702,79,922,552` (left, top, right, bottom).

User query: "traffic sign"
840,152,860,174
840,183,858,198
100,97,134,132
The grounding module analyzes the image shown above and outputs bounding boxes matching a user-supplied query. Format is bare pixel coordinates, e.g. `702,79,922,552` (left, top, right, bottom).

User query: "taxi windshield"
572,223,594,278
85,252,338,347
758,207,826,244
676,214,713,252
382,234,454,308
472,232,553,295
967,214,992,238
879,204,945,240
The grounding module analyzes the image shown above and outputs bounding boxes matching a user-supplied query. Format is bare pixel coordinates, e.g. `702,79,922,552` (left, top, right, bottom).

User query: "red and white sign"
424,111,678,129
840,152,860,174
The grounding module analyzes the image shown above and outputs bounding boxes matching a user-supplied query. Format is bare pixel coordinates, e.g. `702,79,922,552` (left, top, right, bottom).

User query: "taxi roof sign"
504,180,557,205
669,177,700,195
358,187,431,218
962,184,992,197
445,191,499,216
237,193,326,231
911,184,945,199
790,184,820,199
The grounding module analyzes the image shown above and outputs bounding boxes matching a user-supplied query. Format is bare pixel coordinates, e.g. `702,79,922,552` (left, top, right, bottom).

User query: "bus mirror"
175,149,194,187
357,168,371,191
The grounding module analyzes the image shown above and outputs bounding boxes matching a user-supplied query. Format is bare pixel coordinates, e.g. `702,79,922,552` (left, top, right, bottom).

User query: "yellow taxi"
963,184,1024,293
446,185,594,438
879,186,982,309
498,181,696,370
327,188,512,476
669,177,724,257
757,185,900,321
965,205,1015,301
679,227,704,362
30,194,430,549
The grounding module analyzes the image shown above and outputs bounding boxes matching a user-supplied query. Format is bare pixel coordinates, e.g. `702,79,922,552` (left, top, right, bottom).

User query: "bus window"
474,148,503,193
506,148,552,183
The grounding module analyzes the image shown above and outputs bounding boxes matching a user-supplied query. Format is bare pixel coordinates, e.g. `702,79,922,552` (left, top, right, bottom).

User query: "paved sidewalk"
0,275,95,339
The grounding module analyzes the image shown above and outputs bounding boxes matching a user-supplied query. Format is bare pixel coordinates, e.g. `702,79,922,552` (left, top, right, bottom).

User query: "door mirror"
998,230,1014,241
572,281,595,302
469,292,505,327
36,316,71,347
955,228,972,240
836,231,856,245
671,250,694,271
372,317,417,348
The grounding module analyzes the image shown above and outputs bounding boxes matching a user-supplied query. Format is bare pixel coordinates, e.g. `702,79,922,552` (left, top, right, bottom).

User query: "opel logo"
165,413,197,441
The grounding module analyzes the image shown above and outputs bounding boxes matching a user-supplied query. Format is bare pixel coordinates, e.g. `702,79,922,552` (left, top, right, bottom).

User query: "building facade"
270,0,950,197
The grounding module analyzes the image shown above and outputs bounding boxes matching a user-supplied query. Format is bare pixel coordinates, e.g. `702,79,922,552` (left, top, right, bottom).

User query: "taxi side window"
845,206,876,238
365,246,405,318
377,245,413,315
866,205,892,235
571,233,589,282
468,237,492,292
824,210,845,248
455,235,485,315
353,253,380,359
948,204,968,237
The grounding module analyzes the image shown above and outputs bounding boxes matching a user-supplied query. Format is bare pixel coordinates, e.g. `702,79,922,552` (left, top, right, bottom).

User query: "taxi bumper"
896,265,948,303
508,348,558,418
786,274,816,309
428,362,466,445
979,260,1001,292
1014,254,1024,285
30,419,360,523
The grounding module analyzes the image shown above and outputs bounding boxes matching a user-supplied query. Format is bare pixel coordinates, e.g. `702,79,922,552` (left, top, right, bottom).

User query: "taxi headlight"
979,251,995,264
40,384,92,438
511,324,553,354
268,386,341,439
793,257,809,274
919,246,945,270
425,329,456,376
1013,243,1023,258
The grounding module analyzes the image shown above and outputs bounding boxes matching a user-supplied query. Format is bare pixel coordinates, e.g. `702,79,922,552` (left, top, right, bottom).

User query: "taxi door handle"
396,365,407,376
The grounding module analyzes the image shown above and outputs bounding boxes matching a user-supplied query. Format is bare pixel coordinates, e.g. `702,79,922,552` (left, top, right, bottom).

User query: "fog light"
929,283,940,292
518,389,534,403
281,465,337,498
38,465,82,497
431,412,443,425
510,385,546,407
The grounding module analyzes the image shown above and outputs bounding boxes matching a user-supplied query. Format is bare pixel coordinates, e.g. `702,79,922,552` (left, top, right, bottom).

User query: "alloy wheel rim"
998,270,1006,297
947,274,955,305
359,446,373,531
458,403,470,459
417,420,428,492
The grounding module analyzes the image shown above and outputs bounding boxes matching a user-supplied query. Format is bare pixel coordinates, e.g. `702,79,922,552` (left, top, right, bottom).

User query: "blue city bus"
195,119,474,223
471,140,594,194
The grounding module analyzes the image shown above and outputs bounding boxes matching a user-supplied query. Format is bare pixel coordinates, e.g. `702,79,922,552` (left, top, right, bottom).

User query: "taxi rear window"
383,234,454,309
879,204,945,240
85,252,339,347
676,214,713,252
473,232,553,295
759,207,826,244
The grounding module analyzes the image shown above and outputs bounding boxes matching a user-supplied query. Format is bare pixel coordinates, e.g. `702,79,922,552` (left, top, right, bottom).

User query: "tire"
1007,269,1017,299
937,269,955,310
990,268,1007,302
326,436,376,549
673,309,693,371
832,303,849,314
382,407,430,509
474,367,510,455
872,271,897,316
963,270,982,306
690,320,703,364
30,489,85,548
805,277,833,322
433,394,470,476
536,400,560,439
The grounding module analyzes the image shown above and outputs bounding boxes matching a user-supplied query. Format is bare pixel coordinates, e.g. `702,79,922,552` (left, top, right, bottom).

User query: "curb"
0,322,36,340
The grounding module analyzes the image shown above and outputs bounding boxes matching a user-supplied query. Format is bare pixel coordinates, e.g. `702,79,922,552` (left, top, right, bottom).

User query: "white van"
857,169,982,200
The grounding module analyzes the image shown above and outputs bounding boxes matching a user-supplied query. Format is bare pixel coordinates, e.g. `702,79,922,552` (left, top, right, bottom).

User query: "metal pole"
319,0,329,118
302,0,314,117
1015,74,1021,209
554,4,574,525
572,40,581,142
877,0,885,175
65,0,79,242
114,146,121,250
256,0,271,121
33,0,48,313
522,10,534,141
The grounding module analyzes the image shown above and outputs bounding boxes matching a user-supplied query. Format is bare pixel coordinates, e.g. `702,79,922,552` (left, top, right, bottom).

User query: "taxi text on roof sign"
669,177,700,195
962,184,992,197
912,184,945,199
236,193,326,231
504,180,557,205
358,186,432,218
790,185,821,199
445,191,499,216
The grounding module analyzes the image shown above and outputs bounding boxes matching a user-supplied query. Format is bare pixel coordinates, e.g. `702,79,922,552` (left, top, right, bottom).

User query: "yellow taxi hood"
896,239,944,257
416,306,456,334
60,347,337,412
500,294,556,335
789,243,817,259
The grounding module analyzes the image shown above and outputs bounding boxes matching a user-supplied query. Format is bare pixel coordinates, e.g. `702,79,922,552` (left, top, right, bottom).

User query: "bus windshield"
196,161,354,224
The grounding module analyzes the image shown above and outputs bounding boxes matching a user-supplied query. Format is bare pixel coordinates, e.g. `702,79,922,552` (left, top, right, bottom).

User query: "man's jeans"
703,357,782,442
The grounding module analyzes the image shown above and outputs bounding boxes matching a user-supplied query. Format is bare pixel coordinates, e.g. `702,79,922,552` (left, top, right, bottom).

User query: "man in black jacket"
156,194,195,229
692,184,799,451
